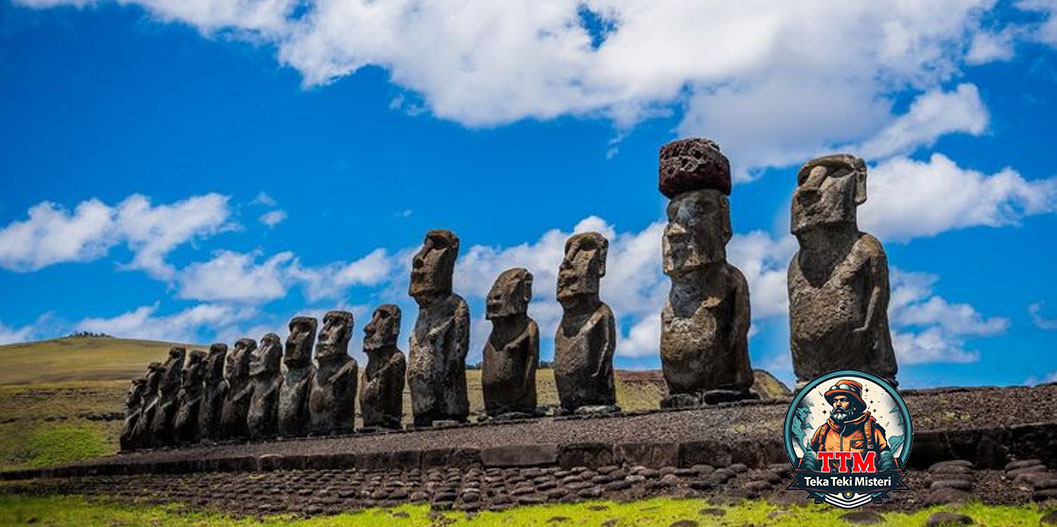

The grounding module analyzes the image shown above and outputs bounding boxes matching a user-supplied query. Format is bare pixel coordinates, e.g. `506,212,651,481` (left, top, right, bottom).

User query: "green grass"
0,495,1048,527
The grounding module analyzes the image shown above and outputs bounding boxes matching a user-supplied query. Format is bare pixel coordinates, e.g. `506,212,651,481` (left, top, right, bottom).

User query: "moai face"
409,230,460,302
285,317,317,367
251,333,282,377
487,268,533,320
162,347,186,391
145,362,164,395
204,343,227,383
663,190,732,276
557,232,608,301
126,378,147,409
226,339,256,381
317,311,353,360
363,304,401,351
791,154,867,235
182,351,206,387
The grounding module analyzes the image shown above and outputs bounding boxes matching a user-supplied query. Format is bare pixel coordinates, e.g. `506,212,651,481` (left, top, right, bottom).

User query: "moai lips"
482,268,540,418
360,304,406,430
309,311,357,434
279,317,316,437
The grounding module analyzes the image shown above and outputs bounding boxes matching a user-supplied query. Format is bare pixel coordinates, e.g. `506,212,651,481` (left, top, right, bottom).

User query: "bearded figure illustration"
805,379,897,472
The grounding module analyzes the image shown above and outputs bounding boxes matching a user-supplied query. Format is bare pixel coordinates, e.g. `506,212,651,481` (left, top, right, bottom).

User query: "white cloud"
114,194,235,279
1029,301,1057,330
966,29,1017,64
0,320,36,345
289,248,394,301
258,209,287,227
1024,371,1057,385
250,191,278,207
74,302,258,343
1018,0,1057,47
177,250,294,303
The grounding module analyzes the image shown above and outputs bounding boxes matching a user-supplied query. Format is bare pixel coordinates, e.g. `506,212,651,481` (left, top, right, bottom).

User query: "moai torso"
407,230,470,426
554,232,618,413
482,268,540,417
309,311,358,434
198,344,228,441
279,317,315,437
219,338,255,439
359,305,406,429
173,350,206,444
150,347,185,447
131,362,163,448
119,377,147,451
788,154,897,388
247,334,283,439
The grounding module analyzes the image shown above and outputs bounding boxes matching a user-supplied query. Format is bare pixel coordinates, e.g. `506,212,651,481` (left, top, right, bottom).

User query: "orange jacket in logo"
809,411,889,455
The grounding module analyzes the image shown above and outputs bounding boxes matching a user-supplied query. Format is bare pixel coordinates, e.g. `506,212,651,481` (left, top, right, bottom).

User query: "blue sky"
2,0,1057,388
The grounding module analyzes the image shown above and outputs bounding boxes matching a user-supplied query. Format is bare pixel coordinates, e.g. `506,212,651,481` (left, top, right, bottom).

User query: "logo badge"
784,369,912,509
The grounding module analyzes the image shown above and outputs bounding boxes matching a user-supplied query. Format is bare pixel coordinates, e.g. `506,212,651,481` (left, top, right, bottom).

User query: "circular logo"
783,370,912,509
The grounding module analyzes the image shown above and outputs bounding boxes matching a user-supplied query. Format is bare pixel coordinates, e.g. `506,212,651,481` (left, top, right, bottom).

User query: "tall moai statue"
279,317,316,437
554,232,619,415
408,229,470,427
173,350,206,443
198,343,228,441
359,305,406,430
130,362,163,448
658,138,754,407
788,154,898,389
247,333,283,439
119,376,148,450
219,338,255,439
309,311,358,434
482,268,540,418
150,347,186,446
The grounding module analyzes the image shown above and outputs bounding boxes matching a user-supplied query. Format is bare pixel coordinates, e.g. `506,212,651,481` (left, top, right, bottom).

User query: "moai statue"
309,311,358,434
359,305,406,430
247,334,283,439
119,377,148,450
130,362,163,448
173,350,207,443
482,268,540,418
789,154,898,389
219,338,255,439
197,343,228,441
279,317,316,437
408,230,470,427
658,139,754,407
554,232,619,415
150,347,186,446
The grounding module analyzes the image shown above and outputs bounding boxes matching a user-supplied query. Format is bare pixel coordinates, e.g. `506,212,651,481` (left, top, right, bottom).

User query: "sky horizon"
2,0,1057,389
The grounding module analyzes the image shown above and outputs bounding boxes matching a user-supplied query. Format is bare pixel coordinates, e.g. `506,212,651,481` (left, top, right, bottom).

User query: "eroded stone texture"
658,139,754,407
247,333,283,439
309,311,358,434
130,362,163,449
788,154,898,388
173,350,206,444
219,338,255,439
554,232,619,414
198,343,228,441
279,317,316,437
482,268,540,418
359,304,406,429
150,347,186,447
408,230,470,426
119,376,148,450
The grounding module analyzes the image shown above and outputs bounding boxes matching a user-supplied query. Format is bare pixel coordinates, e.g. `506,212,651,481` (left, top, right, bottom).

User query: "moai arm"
453,299,471,365
593,307,616,380
731,268,753,387
521,320,540,397
854,236,889,335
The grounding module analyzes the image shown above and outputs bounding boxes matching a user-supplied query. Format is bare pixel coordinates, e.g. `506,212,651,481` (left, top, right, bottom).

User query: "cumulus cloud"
74,302,258,343
258,209,287,227
1029,301,1057,330
289,248,395,301
250,192,278,207
0,320,37,345
177,250,294,303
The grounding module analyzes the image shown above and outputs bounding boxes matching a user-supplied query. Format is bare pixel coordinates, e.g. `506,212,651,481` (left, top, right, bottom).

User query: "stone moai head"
251,333,282,377
126,378,147,409
226,339,256,382
409,229,460,302
161,347,186,392
317,310,353,361
487,268,533,320
557,232,608,302
145,361,164,395
285,316,317,367
363,304,401,352
663,191,732,276
791,154,867,235
182,351,206,388
204,344,227,384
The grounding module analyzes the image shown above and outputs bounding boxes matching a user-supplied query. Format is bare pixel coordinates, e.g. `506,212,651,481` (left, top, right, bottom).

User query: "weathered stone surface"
150,347,186,447
119,375,148,450
658,138,731,198
247,333,282,439
219,339,255,439
197,344,228,441
279,317,316,437
482,268,540,417
659,157,754,406
788,154,898,388
554,232,618,414
173,350,206,444
309,311,358,434
481,444,559,467
408,230,470,426
359,305,406,430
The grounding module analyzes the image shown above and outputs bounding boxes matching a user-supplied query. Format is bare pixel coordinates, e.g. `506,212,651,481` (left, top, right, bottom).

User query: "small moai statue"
150,347,186,447
359,305,406,430
309,311,358,434
554,232,619,415
658,138,754,407
219,338,255,439
197,343,228,442
173,350,207,443
788,154,898,389
279,317,316,437
408,229,470,427
247,333,283,440
482,268,540,418
119,377,148,451
130,362,163,448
